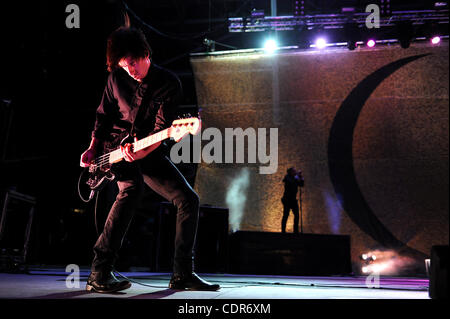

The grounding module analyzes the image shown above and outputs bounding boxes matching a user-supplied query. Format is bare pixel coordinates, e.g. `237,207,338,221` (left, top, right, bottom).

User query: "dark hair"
287,167,295,174
106,27,152,72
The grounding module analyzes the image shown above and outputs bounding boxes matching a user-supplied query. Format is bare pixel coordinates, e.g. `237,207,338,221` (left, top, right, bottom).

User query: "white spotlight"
315,37,327,49
264,39,278,54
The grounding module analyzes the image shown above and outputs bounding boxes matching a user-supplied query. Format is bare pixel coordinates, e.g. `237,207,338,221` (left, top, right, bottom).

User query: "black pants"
91,147,199,275
281,197,299,233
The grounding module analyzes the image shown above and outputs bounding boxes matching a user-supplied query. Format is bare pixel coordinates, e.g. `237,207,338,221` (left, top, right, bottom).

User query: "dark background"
0,0,446,268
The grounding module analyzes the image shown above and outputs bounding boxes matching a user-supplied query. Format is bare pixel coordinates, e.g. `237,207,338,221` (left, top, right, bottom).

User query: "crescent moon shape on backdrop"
327,53,430,255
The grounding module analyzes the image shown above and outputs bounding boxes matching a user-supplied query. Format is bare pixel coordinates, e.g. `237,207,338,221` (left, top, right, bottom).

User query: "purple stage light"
431,36,441,45
367,39,376,48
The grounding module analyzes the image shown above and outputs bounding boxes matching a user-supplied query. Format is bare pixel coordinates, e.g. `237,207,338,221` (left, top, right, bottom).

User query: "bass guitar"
81,117,201,196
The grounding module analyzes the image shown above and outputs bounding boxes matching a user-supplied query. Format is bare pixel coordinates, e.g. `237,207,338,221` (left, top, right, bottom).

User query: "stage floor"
0,266,430,299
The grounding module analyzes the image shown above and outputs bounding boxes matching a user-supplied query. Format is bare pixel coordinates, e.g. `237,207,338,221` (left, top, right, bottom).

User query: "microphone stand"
299,186,303,234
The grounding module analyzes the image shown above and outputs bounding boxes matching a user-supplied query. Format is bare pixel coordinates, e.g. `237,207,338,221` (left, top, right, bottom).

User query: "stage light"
361,253,376,261
264,39,278,54
203,38,216,52
434,2,448,9
315,37,327,49
431,36,441,44
362,266,369,273
367,39,376,48
424,21,442,46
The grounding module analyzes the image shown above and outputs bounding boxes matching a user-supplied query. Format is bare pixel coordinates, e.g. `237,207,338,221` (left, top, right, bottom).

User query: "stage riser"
229,231,352,276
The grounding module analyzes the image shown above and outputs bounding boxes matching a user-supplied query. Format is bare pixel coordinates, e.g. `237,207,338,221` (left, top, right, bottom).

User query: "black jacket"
92,63,183,142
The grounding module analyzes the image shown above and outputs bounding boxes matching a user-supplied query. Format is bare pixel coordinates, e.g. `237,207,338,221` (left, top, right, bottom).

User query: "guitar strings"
89,126,178,167
91,155,111,168
91,136,158,166
94,156,108,163
93,157,110,167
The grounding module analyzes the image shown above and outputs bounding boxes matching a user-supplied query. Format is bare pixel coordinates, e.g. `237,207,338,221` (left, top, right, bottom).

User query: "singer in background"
281,167,304,234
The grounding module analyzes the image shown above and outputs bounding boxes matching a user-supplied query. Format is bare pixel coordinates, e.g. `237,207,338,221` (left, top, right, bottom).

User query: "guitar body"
81,117,201,192
85,133,129,190
86,161,116,191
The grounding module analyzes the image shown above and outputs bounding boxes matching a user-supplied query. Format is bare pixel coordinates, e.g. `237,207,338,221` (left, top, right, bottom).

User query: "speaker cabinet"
429,245,449,299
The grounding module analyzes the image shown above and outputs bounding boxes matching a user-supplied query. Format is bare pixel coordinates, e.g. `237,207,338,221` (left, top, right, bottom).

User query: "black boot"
169,272,220,291
86,271,131,293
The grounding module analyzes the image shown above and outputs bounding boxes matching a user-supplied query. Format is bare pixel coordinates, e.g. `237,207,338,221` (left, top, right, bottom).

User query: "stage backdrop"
188,42,449,273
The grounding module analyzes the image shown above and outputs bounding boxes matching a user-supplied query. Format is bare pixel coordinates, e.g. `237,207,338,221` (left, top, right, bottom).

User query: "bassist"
79,26,219,293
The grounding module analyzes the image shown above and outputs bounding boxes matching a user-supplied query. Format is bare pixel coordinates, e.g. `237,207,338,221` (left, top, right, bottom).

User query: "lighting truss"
228,10,449,33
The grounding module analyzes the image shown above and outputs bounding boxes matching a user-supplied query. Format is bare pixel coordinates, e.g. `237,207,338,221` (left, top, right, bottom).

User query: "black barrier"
229,231,352,276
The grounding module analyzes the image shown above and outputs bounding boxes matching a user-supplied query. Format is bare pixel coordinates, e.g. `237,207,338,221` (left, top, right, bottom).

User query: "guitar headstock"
169,117,202,142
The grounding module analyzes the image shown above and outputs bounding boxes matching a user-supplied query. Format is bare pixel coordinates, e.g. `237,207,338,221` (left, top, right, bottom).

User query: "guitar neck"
105,128,170,165
92,117,200,168
134,129,170,152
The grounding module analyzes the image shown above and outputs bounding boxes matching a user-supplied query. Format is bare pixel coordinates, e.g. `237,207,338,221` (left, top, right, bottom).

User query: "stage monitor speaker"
229,231,352,276
429,245,449,299
0,189,36,272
